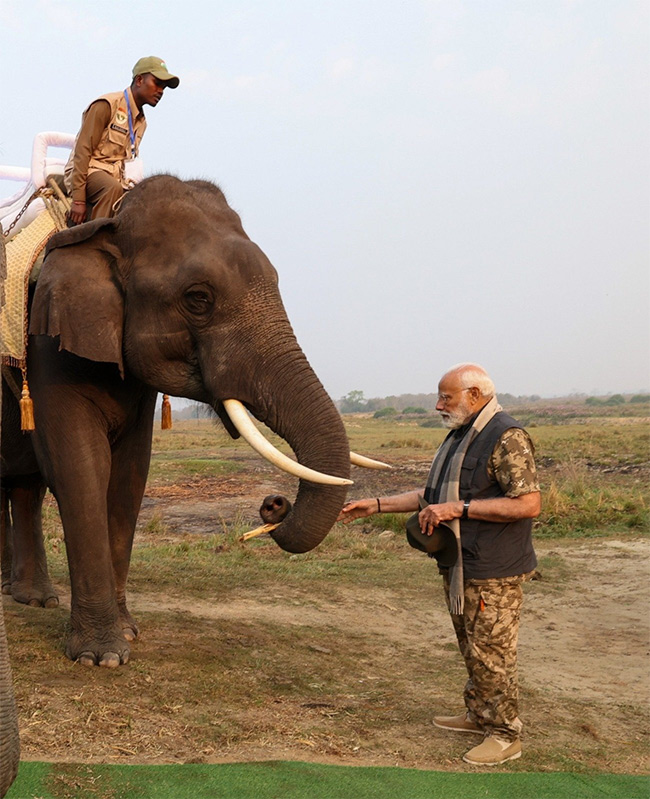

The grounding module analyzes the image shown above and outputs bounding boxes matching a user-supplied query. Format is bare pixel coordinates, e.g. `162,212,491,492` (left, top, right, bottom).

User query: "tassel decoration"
161,394,172,430
20,375,35,432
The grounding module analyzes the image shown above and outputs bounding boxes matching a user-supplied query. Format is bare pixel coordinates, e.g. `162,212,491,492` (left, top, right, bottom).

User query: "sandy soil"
127,537,649,712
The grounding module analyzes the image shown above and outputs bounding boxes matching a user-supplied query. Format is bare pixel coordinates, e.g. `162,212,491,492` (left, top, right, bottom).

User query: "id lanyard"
123,90,136,158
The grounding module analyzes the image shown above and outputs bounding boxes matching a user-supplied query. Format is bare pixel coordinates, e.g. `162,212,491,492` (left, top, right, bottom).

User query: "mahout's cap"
132,57,180,88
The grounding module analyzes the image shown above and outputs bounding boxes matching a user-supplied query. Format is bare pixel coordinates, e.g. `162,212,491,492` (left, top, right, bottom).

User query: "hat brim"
150,70,180,89
405,515,458,567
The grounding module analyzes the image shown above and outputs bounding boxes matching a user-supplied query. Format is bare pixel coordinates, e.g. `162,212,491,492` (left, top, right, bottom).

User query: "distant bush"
380,438,425,448
605,394,626,405
630,394,650,403
373,407,397,418
419,418,442,428
402,406,427,415
585,397,604,406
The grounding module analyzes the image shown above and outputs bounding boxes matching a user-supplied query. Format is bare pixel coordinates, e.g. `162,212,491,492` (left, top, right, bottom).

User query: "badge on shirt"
115,109,128,126
110,123,128,134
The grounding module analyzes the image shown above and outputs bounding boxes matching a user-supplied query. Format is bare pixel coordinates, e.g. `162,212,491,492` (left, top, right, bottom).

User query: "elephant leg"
39,422,129,668
4,475,58,608
107,393,156,642
0,489,12,596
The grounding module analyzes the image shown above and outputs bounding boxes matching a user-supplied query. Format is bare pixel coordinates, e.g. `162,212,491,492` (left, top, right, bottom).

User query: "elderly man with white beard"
338,363,541,766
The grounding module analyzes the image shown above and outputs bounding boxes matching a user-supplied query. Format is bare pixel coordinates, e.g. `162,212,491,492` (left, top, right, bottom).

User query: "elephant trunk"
262,361,350,553
208,307,350,554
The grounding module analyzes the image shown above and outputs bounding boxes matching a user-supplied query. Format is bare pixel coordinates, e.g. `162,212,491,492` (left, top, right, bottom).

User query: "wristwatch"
461,500,471,520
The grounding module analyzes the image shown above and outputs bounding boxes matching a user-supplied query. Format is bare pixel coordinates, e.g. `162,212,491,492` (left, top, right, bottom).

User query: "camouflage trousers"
442,571,533,742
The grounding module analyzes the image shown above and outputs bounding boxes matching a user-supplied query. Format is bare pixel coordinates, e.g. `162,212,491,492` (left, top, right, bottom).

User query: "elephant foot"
10,579,59,609
66,627,130,668
1,579,10,595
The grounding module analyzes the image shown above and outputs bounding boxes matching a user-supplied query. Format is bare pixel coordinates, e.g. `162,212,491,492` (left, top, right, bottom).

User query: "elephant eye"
182,287,214,316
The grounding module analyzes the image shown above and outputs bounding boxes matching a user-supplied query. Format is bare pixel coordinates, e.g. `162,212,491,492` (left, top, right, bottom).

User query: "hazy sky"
2,0,648,399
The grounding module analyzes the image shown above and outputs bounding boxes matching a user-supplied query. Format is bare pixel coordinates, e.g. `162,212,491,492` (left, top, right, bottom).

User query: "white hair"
446,363,496,397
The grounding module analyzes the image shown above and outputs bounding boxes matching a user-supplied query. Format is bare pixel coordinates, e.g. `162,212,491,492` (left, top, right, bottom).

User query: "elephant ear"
29,217,125,374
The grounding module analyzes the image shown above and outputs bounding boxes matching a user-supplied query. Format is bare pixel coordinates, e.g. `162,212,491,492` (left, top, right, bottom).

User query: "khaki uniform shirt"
64,88,147,203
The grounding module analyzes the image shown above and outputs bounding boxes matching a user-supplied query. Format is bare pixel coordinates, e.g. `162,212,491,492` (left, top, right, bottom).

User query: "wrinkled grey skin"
0,236,19,798
2,175,350,668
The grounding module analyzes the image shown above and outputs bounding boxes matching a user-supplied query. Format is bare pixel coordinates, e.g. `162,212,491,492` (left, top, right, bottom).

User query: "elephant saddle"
1,204,66,368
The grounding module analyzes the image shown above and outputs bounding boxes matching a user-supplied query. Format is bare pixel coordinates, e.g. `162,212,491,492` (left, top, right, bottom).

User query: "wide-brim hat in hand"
405,513,458,567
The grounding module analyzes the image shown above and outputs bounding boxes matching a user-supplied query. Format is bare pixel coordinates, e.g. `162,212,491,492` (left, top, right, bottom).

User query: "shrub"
420,418,442,428
373,407,397,418
380,438,425,448
605,394,626,405
402,406,427,415
630,394,650,403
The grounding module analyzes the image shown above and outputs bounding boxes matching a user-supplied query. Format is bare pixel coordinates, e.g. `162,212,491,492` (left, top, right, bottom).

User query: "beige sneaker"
462,736,522,765
433,713,483,734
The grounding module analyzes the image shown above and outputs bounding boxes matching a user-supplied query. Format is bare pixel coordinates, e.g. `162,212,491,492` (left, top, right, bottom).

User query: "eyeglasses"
437,388,472,404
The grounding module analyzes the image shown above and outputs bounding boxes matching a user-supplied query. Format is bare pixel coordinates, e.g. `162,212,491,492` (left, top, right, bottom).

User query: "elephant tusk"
239,523,279,542
350,451,392,470
223,399,353,486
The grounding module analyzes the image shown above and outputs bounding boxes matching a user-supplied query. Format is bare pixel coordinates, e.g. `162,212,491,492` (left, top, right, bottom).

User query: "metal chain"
2,189,42,239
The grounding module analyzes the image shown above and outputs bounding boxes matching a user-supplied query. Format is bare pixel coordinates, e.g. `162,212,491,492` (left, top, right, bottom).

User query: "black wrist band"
461,500,470,519
376,498,381,513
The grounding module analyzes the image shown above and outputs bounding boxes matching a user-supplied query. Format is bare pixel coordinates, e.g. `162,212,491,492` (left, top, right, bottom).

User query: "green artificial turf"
6,760,649,799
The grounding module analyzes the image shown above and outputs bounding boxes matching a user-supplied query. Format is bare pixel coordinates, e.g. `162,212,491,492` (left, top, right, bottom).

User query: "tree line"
337,390,649,414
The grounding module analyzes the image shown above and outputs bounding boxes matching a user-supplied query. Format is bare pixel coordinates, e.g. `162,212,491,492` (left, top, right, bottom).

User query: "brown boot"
462,736,522,765
433,713,483,734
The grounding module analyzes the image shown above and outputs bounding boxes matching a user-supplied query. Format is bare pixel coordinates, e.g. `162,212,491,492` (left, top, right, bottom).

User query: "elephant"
0,174,359,669
0,236,19,799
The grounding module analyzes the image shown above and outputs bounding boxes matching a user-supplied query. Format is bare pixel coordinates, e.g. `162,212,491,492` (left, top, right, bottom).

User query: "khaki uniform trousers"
86,170,124,220
442,571,533,742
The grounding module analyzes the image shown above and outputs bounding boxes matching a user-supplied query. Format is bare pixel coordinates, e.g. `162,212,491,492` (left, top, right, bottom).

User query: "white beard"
440,396,473,429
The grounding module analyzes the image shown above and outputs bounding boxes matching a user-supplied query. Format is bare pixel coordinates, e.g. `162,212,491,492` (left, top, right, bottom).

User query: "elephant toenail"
77,652,96,667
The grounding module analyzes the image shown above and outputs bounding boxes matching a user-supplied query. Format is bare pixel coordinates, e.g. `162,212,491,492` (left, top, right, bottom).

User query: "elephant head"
29,175,355,553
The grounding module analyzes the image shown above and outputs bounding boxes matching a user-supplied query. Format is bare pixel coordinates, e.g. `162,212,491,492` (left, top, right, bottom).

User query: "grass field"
3,400,649,792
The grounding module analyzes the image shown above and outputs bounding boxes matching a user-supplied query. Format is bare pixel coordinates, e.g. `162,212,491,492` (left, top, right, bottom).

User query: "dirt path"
519,539,649,707
137,463,649,713
46,538,649,714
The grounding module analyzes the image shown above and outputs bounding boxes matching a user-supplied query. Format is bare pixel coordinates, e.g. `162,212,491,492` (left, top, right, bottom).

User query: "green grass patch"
7,761,649,799
148,456,242,483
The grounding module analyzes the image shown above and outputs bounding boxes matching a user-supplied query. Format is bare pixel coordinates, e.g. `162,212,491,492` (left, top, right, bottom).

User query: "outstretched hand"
337,498,378,523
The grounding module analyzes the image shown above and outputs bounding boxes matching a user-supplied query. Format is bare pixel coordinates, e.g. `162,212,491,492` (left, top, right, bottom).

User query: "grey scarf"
424,396,502,614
